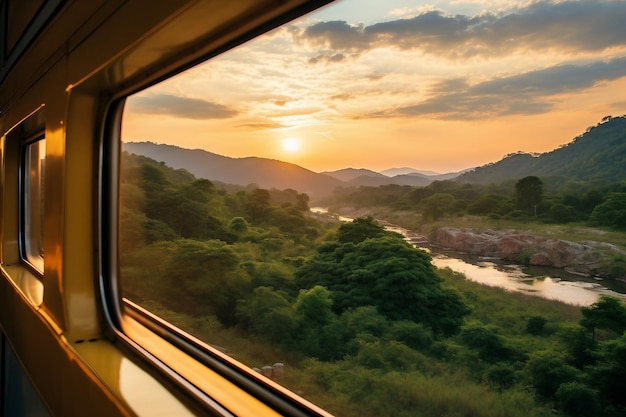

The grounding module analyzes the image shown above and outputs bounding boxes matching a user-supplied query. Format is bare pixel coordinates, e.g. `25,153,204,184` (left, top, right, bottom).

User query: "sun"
282,137,301,153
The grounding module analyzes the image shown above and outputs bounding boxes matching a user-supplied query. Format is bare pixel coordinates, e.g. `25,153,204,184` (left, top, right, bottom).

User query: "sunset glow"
122,0,626,174
282,137,302,154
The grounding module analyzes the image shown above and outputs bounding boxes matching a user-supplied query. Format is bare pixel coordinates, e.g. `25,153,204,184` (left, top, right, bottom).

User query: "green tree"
246,188,272,222
467,194,503,215
389,320,434,352
340,306,389,340
484,363,517,391
236,286,296,343
515,176,543,215
526,351,580,399
355,340,424,371
590,192,626,229
526,315,548,335
293,286,348,360
556,382,600,417
459,324,517,363
420,193,457,220
580,296,626,343
294,286,335,326
296,228,469,335
336,216,386,243
582,190,603,213
588,333,626,410
228,216,249,233
548,203,575,223
166,239,245,324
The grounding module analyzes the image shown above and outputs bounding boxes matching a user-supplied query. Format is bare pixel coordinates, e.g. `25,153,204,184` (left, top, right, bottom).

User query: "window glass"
23,137,45,273
119,1,626,416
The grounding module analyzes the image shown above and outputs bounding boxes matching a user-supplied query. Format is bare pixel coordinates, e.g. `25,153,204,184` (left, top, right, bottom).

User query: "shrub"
556,382,600,417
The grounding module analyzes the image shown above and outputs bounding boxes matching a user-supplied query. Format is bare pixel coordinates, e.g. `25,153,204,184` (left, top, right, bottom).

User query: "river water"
430,249,626,306
313,208,626,307
382,224,626,307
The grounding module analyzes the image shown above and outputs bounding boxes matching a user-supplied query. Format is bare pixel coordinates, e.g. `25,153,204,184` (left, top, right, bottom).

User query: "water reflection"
430,254,614,306
312,208,626,307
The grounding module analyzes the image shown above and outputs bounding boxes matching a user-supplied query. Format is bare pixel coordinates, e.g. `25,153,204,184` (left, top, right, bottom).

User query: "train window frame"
20,134,45,275
95,1,340,414
99,6,336,415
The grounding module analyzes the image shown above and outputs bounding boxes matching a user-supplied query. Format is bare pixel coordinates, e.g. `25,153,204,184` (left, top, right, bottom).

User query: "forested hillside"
457,116,626,184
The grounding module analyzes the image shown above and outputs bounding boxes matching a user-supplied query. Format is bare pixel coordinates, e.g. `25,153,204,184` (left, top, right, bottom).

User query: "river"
384,223,626,307
312,208,626,306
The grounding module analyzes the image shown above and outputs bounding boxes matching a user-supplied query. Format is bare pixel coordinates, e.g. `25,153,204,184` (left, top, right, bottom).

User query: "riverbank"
329,207,626,282
431,227,624,278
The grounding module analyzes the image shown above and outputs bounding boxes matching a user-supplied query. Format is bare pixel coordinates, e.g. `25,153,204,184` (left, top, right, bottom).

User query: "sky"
122,0,626,174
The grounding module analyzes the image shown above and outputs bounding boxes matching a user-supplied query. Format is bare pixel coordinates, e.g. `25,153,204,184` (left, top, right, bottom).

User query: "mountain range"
123,115,626,197
122,142,463,196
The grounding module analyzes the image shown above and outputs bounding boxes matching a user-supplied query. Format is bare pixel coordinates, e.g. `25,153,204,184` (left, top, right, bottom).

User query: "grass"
439,267,583,326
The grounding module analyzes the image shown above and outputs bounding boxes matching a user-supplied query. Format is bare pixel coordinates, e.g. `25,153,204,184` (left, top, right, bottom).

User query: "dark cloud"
298,1,626,58
303,21,368,51
128,93,238,119
394,57,626,120
308,53,347,64
475,58,626,96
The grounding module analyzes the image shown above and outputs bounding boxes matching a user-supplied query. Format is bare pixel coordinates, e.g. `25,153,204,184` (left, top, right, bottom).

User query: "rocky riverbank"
430,227,625,279
325,207,626,280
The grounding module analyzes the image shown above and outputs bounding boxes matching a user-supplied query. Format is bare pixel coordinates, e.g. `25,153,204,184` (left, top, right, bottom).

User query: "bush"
556,382,600,417
526,316,548,335
484,363,517,391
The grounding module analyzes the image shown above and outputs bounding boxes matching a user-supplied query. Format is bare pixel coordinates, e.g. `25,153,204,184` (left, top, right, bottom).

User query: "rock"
529,252,552,266
497,234,544,259
261,366,273,377
432,227,614,275
434,227,498,255
272,363,284,379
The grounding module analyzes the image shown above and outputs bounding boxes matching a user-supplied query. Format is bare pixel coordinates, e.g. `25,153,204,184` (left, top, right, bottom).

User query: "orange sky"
122,0,626,174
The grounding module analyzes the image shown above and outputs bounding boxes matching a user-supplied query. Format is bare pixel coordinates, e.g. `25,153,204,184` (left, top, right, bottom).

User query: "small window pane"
23,138,45,272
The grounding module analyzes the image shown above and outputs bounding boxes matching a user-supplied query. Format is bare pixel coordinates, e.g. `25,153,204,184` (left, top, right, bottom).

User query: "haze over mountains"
123,142,465,196
123,115,626,197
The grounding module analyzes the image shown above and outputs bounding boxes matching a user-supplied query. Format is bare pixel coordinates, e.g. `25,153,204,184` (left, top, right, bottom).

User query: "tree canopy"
515,176,543,215
590,192,626,230
296,219,469,335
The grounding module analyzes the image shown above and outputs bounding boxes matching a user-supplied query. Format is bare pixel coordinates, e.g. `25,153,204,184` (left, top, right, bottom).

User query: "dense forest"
119,151,626,417
322,172,626,230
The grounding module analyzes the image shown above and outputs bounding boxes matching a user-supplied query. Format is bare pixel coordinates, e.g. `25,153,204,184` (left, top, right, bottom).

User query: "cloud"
308,53,347,64
330,93,355,101
127,93,238,119
236,120,285,130
394,57,626,120
297,1,626,59
301,20,369,52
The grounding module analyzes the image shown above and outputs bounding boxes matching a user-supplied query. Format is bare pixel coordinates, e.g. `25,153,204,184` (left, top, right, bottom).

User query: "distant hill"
321,168,387,182
391,173,434,187
381,167,440,177
457,116,626,184
324,168,464,187
123,142,343,197
344,174,425,187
